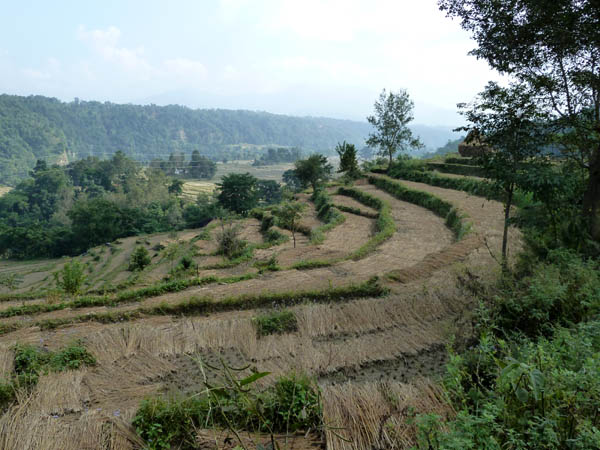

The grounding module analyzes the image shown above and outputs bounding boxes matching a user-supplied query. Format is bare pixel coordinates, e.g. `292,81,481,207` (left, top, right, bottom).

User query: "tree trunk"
583,148,600,241
502,186,514,271
292,229,296,248
388,150,393,171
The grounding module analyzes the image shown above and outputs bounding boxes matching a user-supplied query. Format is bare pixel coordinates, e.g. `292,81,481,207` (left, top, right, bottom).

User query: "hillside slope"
0,95,371,185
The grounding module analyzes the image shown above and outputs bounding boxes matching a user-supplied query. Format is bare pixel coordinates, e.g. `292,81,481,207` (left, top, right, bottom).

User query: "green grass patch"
253,310,298,336
426,162,486,177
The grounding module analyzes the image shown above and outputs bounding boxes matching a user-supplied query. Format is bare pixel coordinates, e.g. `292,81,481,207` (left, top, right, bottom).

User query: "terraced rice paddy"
0,172,520,449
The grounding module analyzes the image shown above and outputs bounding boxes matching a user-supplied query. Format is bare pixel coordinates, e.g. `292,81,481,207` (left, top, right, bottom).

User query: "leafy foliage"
336,141,361,178
53,260,86,295
294,154,333,192
133,372,321,450
129,246,152,272
217,173,259,215
253,310,298,336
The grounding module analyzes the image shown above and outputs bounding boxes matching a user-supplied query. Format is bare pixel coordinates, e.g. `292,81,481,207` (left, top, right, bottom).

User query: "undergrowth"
253,310,298,336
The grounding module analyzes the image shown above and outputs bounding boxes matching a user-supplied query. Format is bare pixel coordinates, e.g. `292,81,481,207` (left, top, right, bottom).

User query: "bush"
215,223,247,259
133,372,321,449
129,246,151,271
53,260,86,295
253,310,297,336
415,321,600,449
13,342,96,387
495,249,600,337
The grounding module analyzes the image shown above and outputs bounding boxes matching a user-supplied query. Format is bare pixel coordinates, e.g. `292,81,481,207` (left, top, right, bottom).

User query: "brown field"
0,172,519,449
0,186,11,197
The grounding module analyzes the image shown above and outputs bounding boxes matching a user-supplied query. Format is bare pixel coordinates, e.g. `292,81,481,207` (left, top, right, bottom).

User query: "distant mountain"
0,94,460,185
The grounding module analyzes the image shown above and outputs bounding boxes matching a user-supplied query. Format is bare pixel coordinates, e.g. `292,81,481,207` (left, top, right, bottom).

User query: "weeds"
253,310,298,336
133,367,321,450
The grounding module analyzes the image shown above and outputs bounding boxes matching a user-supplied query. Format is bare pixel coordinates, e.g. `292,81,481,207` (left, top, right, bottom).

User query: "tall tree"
438,0,600,240
366,89,423,170
459,82,549,267
294,155,333,193
336,141,360,178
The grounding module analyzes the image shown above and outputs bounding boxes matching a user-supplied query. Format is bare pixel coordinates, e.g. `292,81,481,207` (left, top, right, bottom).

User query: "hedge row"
426,162,487,178
368,176,471,240
337,187,396,260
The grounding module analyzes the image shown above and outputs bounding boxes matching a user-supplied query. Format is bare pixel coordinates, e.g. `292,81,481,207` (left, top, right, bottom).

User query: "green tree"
53,260,86,295
129,246,151,271
168,179,184,196
282,169,305,192
217,173,259,215
366,89,423,170
257,180,282,205
459,82,548,267
438,0,600,240
294,155,332,193
335,141,360,178
273,202,306,248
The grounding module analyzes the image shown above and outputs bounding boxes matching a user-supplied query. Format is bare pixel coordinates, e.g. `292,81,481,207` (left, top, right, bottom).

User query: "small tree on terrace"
366,89,423,170
294,155,333,193
459,81,548,269
336,141,360,179
273,201,305,248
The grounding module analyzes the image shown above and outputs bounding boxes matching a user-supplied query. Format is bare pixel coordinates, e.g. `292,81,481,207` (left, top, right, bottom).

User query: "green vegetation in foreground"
134,372,321,450
13,277,386,334
368,176,471,240
253,310,298,336
0,341,96,410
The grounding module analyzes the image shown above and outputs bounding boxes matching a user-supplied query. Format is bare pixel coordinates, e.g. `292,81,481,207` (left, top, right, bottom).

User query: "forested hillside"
0,95,372,185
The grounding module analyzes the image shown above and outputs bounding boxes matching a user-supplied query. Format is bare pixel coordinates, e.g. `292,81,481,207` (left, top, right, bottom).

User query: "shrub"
129,246,151,271
216,223,247,259
253,310,297,336
53,260,86,295
13,342,96,387
495,249,600,337
133,372,321,449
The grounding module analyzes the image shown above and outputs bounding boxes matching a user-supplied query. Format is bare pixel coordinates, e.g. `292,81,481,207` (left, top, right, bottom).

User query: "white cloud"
77,25,154,78
164,58,208,80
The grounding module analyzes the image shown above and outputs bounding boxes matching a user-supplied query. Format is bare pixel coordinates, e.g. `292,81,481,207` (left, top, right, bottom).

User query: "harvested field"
0,173,516,449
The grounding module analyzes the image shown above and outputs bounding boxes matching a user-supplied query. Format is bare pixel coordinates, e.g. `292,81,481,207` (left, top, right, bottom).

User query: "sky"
0,0,503,127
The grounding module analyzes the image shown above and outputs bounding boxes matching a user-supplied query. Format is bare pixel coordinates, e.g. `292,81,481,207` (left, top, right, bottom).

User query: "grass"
4,277,387,334
253,310,298,336
368,176,471,240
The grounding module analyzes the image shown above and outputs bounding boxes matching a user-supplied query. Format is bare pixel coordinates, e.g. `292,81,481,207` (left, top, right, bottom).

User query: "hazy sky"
0,0,502,126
